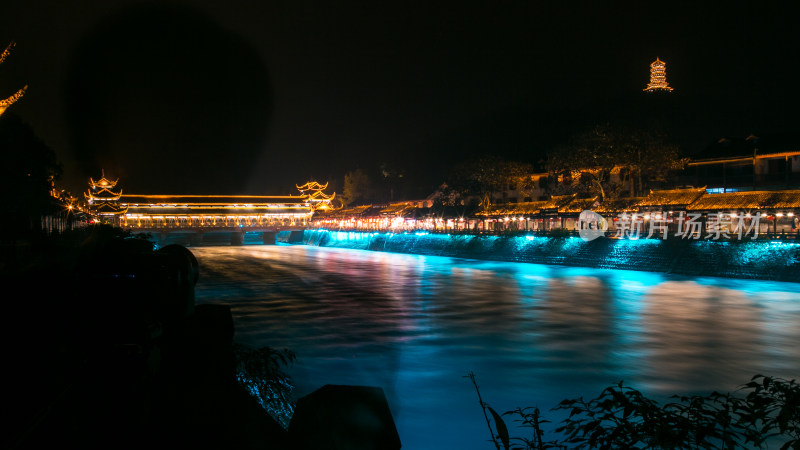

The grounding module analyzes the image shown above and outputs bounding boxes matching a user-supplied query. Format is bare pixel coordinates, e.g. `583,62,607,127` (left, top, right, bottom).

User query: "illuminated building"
643,57,674,92
84,171,128,218
0,41,28,116
84,173,336,230
296,181,337,211
681,135,800,192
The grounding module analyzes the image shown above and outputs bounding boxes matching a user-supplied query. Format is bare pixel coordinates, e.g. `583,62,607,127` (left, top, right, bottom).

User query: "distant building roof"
318,204,373,218
561,196,599,213
593,197,644,213
379,202,418,216
478,201,543,216
686,190,800,211
477,194,577,216
638,187,707,207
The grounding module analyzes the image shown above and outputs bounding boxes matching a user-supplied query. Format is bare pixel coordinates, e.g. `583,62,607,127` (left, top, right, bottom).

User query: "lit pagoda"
296,181,337,211
643,57,674,92
85,171,128,216
0,41,28,117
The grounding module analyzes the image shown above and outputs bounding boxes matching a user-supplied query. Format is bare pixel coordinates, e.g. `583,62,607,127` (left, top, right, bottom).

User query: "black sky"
1,1,798,196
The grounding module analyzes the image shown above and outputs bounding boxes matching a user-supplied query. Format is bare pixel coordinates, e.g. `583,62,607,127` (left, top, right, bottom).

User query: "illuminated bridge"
86,175,335,245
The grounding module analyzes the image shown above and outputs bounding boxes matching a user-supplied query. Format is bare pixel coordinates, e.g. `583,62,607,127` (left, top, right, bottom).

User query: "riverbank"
2,227,291,450
303,229,800,282
4,227,407,450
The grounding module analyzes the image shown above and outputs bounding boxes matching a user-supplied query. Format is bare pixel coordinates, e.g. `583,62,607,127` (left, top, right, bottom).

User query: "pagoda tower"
296,181,337,211
85,171,128,218
643,57,674,92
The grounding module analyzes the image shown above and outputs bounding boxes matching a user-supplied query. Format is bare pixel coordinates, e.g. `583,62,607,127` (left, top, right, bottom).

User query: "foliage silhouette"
465,371,507,450
233,344,296,429
468,373,799,449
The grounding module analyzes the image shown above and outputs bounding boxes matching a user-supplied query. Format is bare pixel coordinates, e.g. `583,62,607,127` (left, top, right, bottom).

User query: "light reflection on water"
191,245,800,449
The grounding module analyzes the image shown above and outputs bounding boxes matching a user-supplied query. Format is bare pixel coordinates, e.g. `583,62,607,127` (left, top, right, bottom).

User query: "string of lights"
0,41,28,116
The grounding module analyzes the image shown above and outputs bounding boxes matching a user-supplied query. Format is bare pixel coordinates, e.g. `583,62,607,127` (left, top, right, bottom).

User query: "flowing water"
190,244,800,449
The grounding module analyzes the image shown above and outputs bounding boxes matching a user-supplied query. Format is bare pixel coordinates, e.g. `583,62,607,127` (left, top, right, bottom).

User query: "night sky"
1,1,797,196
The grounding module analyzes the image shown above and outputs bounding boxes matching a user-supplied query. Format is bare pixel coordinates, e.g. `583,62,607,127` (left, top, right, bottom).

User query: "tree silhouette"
546,124,686,198
0,113,62,236
444,156,534,206
341,168,374,206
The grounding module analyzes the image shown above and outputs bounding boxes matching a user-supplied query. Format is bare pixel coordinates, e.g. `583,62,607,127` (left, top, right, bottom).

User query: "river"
190,244,800,449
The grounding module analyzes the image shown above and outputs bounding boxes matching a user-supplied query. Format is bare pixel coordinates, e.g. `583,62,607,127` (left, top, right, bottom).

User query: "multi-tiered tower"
296,181,337,211
643,57,674,92
85,171,128,219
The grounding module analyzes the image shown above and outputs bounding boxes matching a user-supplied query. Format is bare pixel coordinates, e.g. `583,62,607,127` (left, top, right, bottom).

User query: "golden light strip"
122,194,302,200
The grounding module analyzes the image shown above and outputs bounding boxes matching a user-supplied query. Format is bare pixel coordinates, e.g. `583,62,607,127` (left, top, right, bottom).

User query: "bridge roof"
119,194,313,217
120,194,308,205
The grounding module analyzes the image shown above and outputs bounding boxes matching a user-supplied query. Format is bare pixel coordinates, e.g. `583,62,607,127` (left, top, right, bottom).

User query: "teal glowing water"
192,245,800,449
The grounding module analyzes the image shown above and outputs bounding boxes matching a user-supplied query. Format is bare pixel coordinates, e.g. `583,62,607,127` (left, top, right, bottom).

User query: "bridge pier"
189,233,204,247
231,231,244,246
155,232,169,248
287,230,304,243
262,231,277,245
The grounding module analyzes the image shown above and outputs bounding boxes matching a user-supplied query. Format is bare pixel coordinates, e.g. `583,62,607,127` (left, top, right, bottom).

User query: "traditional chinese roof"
0,42,27,116
306,190,335,201
294,181,336,210
380,202,418,216
120,194,307,204
546,195,578,210
767,191,800,208
686,190,800,211
296,181,329,191
478,200,546,216
562,197,600,213
85,187,123,201
89,172,119,189
638,187,706,207
92,202,128,215
478,194,577,216
85,171,126,215
317,204,374,218
0,86,26,114
593,197,644,213
118,194,312,216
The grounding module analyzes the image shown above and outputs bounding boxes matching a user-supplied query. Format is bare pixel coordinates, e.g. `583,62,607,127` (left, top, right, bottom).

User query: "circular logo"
578,210,608,241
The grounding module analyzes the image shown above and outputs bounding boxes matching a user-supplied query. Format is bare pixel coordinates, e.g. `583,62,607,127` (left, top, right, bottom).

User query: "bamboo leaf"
488,406,510,450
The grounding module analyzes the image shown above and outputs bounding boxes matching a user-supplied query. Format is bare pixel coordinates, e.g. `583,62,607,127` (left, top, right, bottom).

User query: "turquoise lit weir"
303,230,800,282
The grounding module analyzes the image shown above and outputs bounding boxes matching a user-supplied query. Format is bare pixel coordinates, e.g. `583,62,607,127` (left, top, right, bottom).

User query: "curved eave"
89,177,119,189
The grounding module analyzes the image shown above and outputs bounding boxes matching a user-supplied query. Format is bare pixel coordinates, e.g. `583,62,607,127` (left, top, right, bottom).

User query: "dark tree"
341,168,374,206
546,124,623,200
621,128,688,195
378,161,407,203
444,156,534,206
546,124,686,199
0,112,62,236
